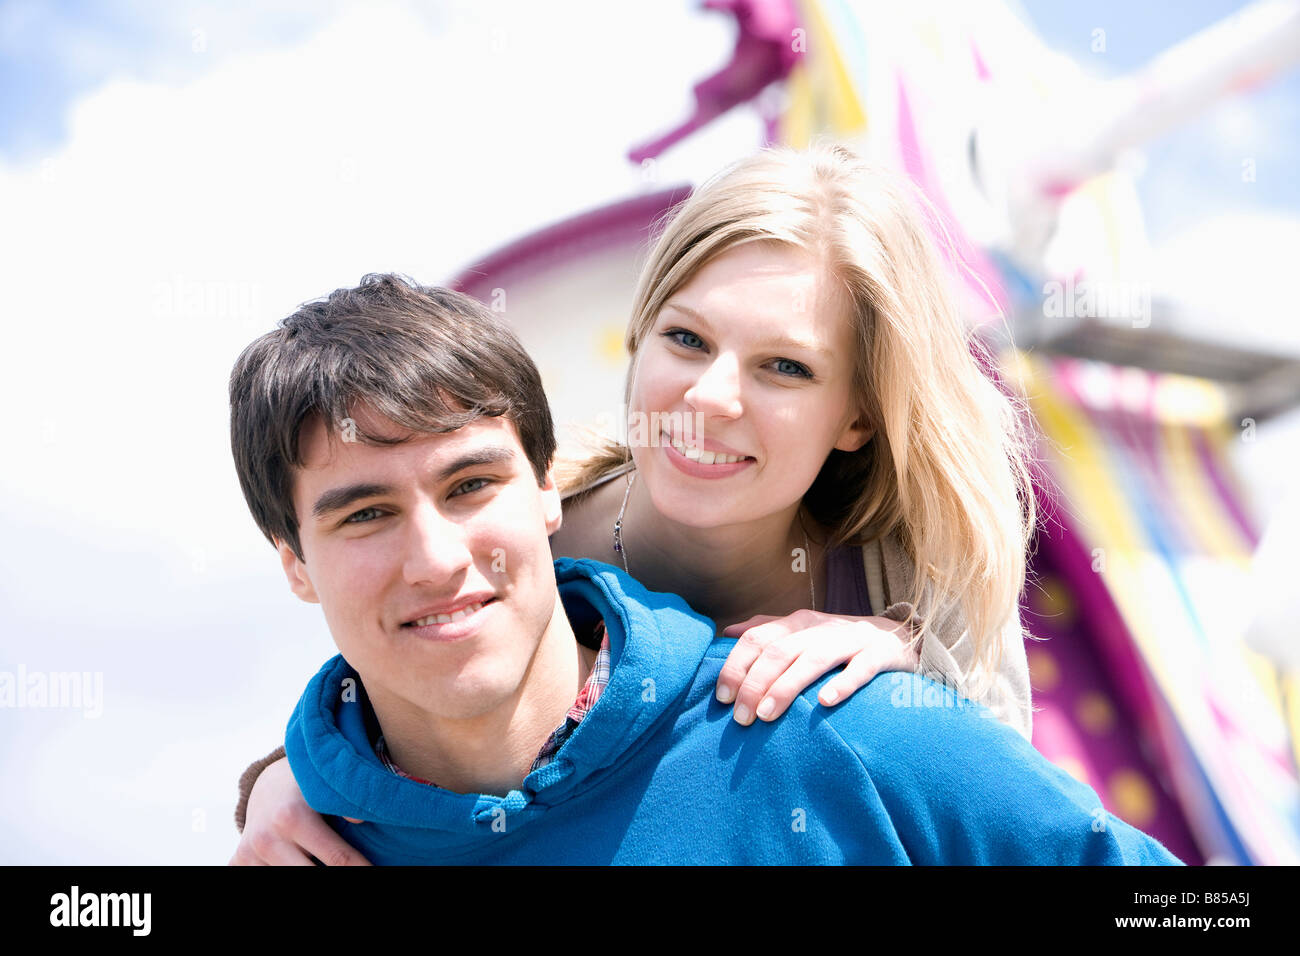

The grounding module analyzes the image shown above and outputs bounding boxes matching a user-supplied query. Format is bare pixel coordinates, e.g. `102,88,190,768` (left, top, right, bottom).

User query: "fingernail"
734,703,752,725
716,684,735,704
820,687,839,706
756,698,775,720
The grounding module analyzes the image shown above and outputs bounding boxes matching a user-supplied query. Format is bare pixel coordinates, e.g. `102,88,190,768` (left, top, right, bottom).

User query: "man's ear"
539,466,563,536
275,538,320,604
833,415,874,454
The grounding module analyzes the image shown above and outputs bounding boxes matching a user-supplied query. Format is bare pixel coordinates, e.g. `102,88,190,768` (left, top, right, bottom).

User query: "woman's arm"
713,529,1035,737
229,752,372,866
233,745,286,832
713,601,1033,739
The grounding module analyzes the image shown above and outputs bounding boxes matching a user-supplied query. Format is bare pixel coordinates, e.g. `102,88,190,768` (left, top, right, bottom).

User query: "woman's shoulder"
561,459,635,500
551,464,633,562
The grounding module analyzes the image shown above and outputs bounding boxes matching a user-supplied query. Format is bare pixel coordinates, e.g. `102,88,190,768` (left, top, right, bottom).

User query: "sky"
1,0,1297,864
1020,0,1300,237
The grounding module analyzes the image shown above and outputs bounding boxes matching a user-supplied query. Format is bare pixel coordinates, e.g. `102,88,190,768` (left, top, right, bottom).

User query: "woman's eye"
665,329,705,350
451,477,491,497
772,358,812,379
344,507,384,524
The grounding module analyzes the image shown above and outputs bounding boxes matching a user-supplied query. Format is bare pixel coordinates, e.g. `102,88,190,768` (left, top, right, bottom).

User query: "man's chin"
411,672,530,723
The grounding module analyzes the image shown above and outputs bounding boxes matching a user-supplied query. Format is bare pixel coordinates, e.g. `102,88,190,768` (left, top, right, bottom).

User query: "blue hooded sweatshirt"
285,558,1182,865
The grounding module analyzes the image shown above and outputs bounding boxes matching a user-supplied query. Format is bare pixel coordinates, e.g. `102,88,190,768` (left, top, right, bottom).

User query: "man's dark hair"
229,273,556,561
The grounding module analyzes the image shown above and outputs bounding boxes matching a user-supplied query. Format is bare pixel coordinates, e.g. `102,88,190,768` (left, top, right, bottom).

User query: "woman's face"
628,241,872,531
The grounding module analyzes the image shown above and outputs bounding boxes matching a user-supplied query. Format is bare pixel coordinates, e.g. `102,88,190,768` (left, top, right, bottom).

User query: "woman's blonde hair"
561,143,1039,677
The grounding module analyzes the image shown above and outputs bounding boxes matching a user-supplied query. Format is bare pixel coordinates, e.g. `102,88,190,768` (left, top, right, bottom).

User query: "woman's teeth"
412,601,486,627
668,435,748,465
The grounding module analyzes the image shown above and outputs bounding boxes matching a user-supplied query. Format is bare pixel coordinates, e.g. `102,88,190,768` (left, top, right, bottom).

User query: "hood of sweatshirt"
285,557,718,843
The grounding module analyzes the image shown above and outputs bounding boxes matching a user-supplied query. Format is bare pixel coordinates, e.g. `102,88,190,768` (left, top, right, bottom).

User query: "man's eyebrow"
311,446,520,520
433,446,518,483
661,301,832,357
312,483,394,520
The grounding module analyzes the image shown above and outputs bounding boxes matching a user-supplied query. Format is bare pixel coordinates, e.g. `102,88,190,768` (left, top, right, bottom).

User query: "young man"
228,274,1181,864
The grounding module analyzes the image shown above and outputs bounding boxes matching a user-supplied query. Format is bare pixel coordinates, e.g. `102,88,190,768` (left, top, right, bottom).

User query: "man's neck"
367,594,596,796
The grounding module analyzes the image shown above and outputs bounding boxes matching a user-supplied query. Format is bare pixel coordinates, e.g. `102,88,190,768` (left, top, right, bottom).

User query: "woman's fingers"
720,614,780,637
745,640,862,723
235,756,374,866
817,647,889,706
244,824,320,866
732,629,858,724
294,811,374,866
716,616,786,703
275,796,374,863
236,802,326,866
719,613,924,724
819,631,920,705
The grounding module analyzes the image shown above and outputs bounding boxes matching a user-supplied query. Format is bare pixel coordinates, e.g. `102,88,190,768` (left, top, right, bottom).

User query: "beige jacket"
865,532,1034,741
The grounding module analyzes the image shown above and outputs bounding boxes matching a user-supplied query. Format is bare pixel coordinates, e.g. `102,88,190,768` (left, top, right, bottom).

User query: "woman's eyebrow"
662,301,831,357
662,301,709,324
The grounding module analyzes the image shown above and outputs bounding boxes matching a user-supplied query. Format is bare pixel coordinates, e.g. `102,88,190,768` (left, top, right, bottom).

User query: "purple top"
823,545,872,617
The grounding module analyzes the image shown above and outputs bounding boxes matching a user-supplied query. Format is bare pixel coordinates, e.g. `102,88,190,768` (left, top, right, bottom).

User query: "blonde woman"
231,143,1038,865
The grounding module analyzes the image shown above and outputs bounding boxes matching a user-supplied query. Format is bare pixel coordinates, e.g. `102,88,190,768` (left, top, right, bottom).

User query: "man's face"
278,406,564,724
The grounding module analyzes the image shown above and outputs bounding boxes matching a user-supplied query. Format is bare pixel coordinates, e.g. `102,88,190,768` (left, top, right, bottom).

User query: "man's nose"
684,353,743,419
402,501,472,587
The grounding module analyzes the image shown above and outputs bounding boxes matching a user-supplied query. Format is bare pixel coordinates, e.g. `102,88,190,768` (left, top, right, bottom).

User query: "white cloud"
0,0,765,863
1150,211,1300,355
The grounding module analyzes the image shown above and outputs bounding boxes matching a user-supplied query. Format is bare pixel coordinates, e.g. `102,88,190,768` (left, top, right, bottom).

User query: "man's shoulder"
696,639,1035,778
827,669,1023,744
684,645,1139,865
700,638,1010,727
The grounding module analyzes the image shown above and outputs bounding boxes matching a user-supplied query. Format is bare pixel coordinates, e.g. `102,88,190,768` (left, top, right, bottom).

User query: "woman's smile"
661,436,757,478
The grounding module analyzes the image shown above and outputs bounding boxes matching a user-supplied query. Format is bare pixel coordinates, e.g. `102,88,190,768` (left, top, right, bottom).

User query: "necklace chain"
612,468,817,612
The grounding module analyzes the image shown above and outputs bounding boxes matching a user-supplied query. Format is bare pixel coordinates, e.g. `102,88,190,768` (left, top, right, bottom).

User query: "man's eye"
451,477,491,497
772,358,813,379
664,329,705,350
344,507,385,524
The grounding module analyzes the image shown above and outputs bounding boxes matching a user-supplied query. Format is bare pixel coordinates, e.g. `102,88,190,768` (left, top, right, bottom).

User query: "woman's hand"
717,610,919,725
228,757,372,866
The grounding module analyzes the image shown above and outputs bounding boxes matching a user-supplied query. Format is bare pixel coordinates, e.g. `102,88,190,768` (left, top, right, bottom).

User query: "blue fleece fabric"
285,558,1183,865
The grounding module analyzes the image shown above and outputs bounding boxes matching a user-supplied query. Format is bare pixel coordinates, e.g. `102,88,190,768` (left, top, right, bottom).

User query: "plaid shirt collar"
375,621,612,786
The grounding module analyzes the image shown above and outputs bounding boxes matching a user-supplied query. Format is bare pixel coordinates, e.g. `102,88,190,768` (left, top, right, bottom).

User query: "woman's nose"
684,353,743,419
